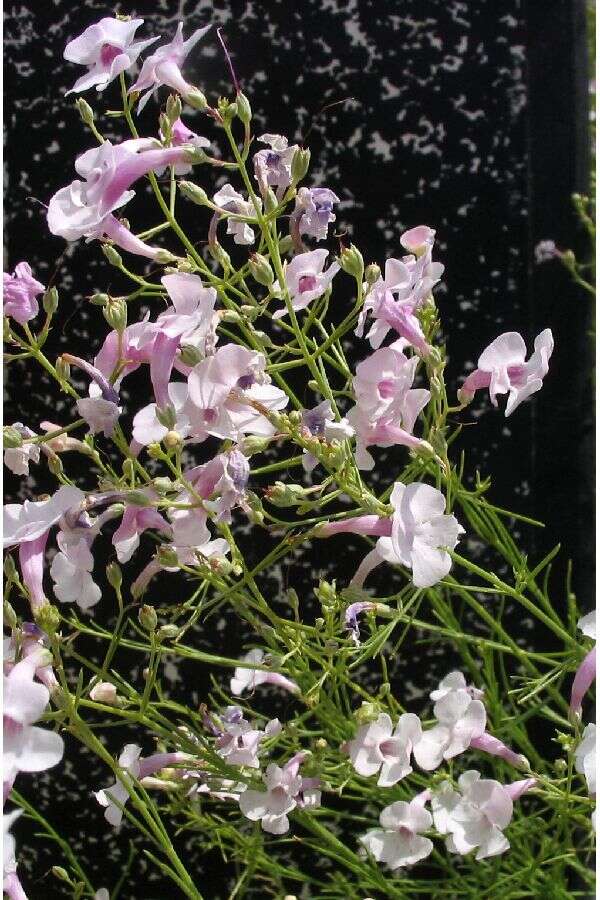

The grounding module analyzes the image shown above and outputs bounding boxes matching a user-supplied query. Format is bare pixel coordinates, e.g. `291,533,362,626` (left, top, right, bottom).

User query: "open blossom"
112,505,172,564
129,22,211,111
50,533,102,612
4,485,84,549
48,140,193,242
64,17,157,94
300,400,354,473
3,262,45,325
575,723,596,795
203,449,251,523
238,753,319,834
570,611,596,716
230,649,300,696
273,249,340,320
3,423,40,477
347,712,423,786
169,118,210,174
132,382,192,447
414,686,487,770
213,184,257,245
4,653,64,787
360,798,433,870
214,707,281,769
458,329,554,416
4,809,27,900
430,671,484,702
253,133,298,193
291,187,339,242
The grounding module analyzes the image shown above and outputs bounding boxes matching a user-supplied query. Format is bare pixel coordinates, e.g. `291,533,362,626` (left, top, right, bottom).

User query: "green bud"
239,304,260,322
314,617,325,630
364,263,381,286
278,235,294,255
75,98,95,127
103,298,127,334
339,244,364,280
106,561,122,591
265,481,306,508
126,491,153,507
179,344,204,367
285,588,299,609
159,112,172,142
4,555,17,582
55,357,71,383
288,410,302,426
138,604,158,632
157,546,180,568
102,244,123,267
217,96,238,121
90,292,110,307
378,682,391,697
152,477,173,495
35,602,61,635
157,624,180,641
307,379,319,392
122,458,135,480
220,309,243,324
355,701,380,725
316,580,337,607
179,181,209,205
4,599,17,629
163,430,182,450
248,252,274,287
185,87,207,110
314,738,328,751
46,452,64,477
263,189,279,214
236,92,252,124
239,435,271,457
154,249,178,264
291,147,311,183
3,426,23,449
166,93,183,123
156,405,177,430
52,866,71,884
147,442,164,460
209,243,232,271
42,286,59,316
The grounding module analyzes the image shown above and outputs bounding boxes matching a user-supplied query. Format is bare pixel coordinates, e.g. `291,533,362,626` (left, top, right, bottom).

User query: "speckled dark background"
4,1,593,897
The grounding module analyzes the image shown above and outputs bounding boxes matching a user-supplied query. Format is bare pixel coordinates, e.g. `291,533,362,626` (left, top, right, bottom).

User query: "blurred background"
4,1,594,896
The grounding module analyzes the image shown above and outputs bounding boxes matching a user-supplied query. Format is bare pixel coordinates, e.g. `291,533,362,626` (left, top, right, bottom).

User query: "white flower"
64,17,157,94
76,397,121,438
213,184,257,245
230,649,299,697
3,423,40,476
360,798,433,870
347,712,423,786
95,744,142,827
575,723,596,795
431,771,513,859
413,686,487,771
50,534,101,612
238,755,315,835
430,670,484,702
3,485,84,548
376,482,464,588
578,611,596,640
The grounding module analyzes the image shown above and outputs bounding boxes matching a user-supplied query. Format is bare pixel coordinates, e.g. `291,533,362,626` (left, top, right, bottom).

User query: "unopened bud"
4,555,17,581
316,580,337,606
159,112,172,142
103,298,127,333
236,92,252,125
90,681,119,705
154,249,178,264
35,602,61,635
220,309,242,324
179,181,209,205
42,287,59,316
179,343,204,367
106,561,122,591
248,253,274,287
266,481,306,508
55,357,71,383
75,97,95,127
278,235,294,255
152,477,173,494
364,263,381,286
3,426,23,449
185,88,207,110
47,452,64,476
156,405,177,430
263,189,279,214
339,244,364,280
355,701,380,725
126,491,153,507
166,93,183,123
102,244,123,267
291,147,311,183
209,243,231,271
157,624,180,641
4,599,17,629
239,435,271,457
157,546,180,568
239,304,260,321
52,866,71,883
147,442,164,460
90,292,110,307
138,604,158,632
163,430,182,449
307,380,319,392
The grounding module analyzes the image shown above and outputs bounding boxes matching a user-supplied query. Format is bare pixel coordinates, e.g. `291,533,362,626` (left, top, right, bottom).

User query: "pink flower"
273,249,340,320
570,611,596,717
238,753,318,834
169,118,210,174
212,184,258,245
3,262,45,325
64,17,158,94
575,723,596,794
89,214,172,261
50,533,101,612
458,329,554,416
230,649,300,697
4,486,84,548
253,134,298,194
347,712,423,786
360,798,434,870
112,506,172,564
129,23,212,112
132,382,192,447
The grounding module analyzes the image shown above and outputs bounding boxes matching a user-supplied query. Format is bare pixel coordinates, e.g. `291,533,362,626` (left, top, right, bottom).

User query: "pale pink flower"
230,649,300,697
570,611,596,717
214,707,281,769
575,723,596,794
253,134,298,193
413,686,487,771
3,809,27,900
3,486,84,548
129,23,212,111
170,118,210,174
300,400,354,473
430,671,484,702
112,506,172,564
3,424,40,477
3,262,45,326
50,533,101,612
88,213,171,260
360,798,433,870
76,397,121,438
212,184,257,245
238,753,318,834
273,249,340,319
458,329,554,416
347,712,423,786
132,382,192,447
64,17,157,94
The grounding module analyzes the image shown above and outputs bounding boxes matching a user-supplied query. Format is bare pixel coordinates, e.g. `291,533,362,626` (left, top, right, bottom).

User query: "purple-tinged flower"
76,397,121,438
570,611,596,717
214,707,281,769
230,649,300,697
458,330,554,416
400,225,436,256
3,262,45,326
203,449,251,524
360,797,433,870
129,22,212,111
253,134,298,194
347,712,423,786
318,515,393,540
273,249,340,320
370,291,432,356
413,680,486,770
169,118,210,174
64,17,158,95
4,809,28,900
89,214,172,261
575,723,596,794
212,184,258,245
534,240,561,264
238,752,318,834
112,506,172,564
132,382,192,448
469,733,527,768
344,601,381,645
300,400,354,473
291,187,340,244
3,424,40,477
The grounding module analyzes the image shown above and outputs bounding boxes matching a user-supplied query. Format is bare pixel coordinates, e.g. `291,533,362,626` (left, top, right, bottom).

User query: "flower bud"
75,97,95,127
163,430,182,449
265,481,306,508
90,292,110,307
159,112,172,142
4,599,17,629
106,561,122,591
220,309,243,324
364,263,381,285
239,305,260,322
166,93,183,123
217,96,238,121
314,738,328,751
157,546,180,568
156,405,177,430
126,491,153,507
52,866,71,884
35,602,61,635
55,356,71,383
185,87,208,110
178,181,209,206
291,147,311,183
103,298,127,334
42,287,59,316
307,379,319,392
138,604,158,632
122,459,135,480
4,554,17,582
355,701,380,725
278,235,294,255
47,453,64,477
288,410,302,426
339,244,364,280
248,253,274,287
157,624,180,641
316,580,337,607
236,92,252,124
152,477,173,494
147,442,164,460
101,244,123,267
90,681,119,705
3,425,23,449
154,249,178,264
263,189,279,214
179,343,204,367
239,435,271,457
209,242,231,271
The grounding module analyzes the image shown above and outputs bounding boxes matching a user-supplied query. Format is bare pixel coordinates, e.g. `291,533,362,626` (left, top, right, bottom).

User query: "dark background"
4,1,594,897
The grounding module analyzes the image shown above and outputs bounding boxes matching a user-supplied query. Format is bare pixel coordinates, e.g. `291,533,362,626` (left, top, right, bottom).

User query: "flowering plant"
3,14,595,899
